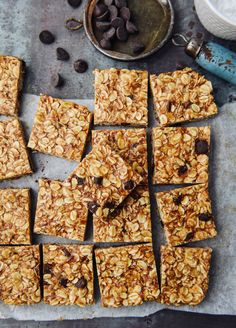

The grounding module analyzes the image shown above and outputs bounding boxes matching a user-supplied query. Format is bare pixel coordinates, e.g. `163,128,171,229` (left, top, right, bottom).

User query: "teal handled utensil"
172,34,236,85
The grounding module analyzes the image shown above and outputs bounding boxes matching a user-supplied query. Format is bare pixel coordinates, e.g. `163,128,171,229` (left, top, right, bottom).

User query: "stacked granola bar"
0,65,219,308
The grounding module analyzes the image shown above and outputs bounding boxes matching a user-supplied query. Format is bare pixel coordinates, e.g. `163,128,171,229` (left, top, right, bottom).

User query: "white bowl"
194,0,236,40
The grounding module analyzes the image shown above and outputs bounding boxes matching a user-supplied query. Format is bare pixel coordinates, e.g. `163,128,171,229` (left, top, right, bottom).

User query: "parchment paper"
0,94,235,320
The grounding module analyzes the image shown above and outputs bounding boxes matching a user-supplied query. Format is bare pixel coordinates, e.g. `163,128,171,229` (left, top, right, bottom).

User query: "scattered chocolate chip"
108,5,118,20
94,176,103,185
74,59,88,73
62,248,71,257
51,73,64,88
126,20,138,34
75,277,87,289
65,18,83,30
75,176,84,185
166,101,172,112
93,4,107,17
100,38,112,49
105,201,116,209
111,17,124,28
96,21,111,31
183,101,191,109
87,201,99,213
178,164,188,176
195,139,209,155
185,232,194,241
60,278,68,287
132,42,145,55
124,180,134,190
67,0,82,8
131,142,138,148
116,26,128,41
173,194,183,205
56,47,70,61
44,263,53,274
115,0,127,8
198,213,212,222
186,31,193,38
130,190,140,200
120,7,130,21
97,10,110,21
104,0,113,5
188,20,195,29
196,32,203,39
103,27,116,40
39,30,55,44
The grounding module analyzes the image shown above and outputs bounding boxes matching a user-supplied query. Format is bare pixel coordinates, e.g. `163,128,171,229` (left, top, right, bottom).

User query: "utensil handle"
196,42,236,85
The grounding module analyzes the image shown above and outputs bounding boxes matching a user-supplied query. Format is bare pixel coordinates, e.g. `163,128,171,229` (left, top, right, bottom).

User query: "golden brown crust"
160,246,212,305
95,244,160,307
28,95,92,161
94,68,148,126
150,67,218,126
0,246,41,305
43,244,94,306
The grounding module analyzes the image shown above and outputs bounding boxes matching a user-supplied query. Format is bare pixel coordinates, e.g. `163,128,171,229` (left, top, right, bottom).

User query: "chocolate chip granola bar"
0,55,24,116
0,245,41,304
94,68,148,126
34,179,88,241
93,186,152,243
150,67,218,126
92,128,148,184
95,244,160,307
43,244,94,306
28,95,92,161
160,246,212,305
67,143,143,217
0,119,32,180
0,188,31,244
156,184,217,246
152,126,210,184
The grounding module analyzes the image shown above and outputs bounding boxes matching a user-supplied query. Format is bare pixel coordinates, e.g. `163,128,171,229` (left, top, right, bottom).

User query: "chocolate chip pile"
38,0,88,88
93,0,145,54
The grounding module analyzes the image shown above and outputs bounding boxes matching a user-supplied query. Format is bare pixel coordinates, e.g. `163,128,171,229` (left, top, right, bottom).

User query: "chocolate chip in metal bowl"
84,0,174,61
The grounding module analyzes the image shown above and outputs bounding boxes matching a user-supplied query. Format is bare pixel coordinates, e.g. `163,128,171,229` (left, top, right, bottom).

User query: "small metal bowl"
84,0,174,61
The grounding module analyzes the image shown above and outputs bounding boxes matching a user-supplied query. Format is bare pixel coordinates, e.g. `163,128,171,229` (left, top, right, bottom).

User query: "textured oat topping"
43,244,94,306
92,128,148,184
95,244,160,307
28,95,92,161
93,186,152,243
0,56,24,116
0,246,41,305
150,67,218,126
0,119,32,180
0,188,31,244
152,126,210,184
34,179,88,241
156,184,217,246
160,246,212,305
94,68,148,126
67,143,143,217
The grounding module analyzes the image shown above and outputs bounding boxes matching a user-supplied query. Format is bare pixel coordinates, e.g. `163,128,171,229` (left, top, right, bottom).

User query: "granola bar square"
0,119,32,180
0,56,24,116
150,67,218,126
0,245,41,304
152,126,210,184
156,184,217,246
95,244,160,307
28,95,92,161
67,143,143,217
0,188,31,244
43,244,94,306
34,179,88,241
94,68,148,126
160,246,212,305
92,128,148,184
93,186,152,243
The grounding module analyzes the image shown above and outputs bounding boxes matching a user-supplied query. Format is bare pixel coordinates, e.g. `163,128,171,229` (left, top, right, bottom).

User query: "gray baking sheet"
0,94,235,320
